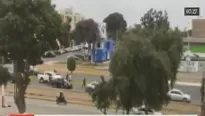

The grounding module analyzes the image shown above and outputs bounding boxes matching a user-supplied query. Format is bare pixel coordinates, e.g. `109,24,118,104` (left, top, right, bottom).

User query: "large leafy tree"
73,19,100,44
0,0,63,113
93,9,182,115
140,8,183,86
103,12,127,41
109,33,171,114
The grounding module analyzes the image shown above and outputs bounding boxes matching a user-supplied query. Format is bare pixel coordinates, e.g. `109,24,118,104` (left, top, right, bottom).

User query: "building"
184,19,205,44
90,23,115,63
183,19,205,53
58,8,85,30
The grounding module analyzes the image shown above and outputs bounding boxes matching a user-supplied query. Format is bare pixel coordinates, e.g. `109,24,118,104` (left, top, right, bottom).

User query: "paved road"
29,73,201,105
0,96,106,115
43,51,82,62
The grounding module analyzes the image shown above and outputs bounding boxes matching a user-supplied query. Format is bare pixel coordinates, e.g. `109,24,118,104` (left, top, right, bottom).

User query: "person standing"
82,77,86,87
66,73,69,80
68,74,72,82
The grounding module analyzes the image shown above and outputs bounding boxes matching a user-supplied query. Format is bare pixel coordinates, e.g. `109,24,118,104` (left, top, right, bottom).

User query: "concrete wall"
179,61,205,72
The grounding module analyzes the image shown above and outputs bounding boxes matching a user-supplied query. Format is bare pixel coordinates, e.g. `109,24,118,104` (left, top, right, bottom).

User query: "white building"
58,8,85,31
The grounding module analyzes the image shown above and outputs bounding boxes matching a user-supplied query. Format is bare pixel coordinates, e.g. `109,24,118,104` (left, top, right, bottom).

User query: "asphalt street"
43,51,82,62
29,73,201,105
0,96,107,115
33,52,202,106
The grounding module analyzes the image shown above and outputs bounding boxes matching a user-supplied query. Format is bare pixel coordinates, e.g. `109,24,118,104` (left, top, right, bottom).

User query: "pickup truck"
37,71,62,83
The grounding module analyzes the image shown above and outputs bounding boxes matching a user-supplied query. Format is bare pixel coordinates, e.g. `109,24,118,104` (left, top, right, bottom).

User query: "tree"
140,8,183,86
103,12,127,41
109,33,171,114
73,19,100,63
0,0,63,113
67,57,76,74
0,66,12,85
73,19,100,44
91,81,112,114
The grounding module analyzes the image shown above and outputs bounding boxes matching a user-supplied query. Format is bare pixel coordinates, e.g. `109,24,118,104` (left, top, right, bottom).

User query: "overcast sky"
52,0,204,30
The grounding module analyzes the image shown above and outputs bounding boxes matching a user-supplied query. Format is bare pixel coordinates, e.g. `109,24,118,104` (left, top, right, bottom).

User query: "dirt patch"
6,84,91,101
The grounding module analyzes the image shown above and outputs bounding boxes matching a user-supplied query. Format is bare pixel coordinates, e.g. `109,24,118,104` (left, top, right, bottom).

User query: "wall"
179,61,205,72
192,19,205,38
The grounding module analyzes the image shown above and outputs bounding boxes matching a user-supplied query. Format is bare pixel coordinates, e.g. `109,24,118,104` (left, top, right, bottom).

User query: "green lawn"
184,45,205,53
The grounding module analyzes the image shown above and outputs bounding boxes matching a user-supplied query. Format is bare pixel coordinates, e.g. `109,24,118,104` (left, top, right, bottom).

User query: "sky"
52,0,204,30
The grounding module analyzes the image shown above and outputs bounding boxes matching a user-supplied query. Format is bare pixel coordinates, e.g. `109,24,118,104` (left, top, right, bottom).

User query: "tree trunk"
13,60,30,113
126,108,129,114
103,108,107,115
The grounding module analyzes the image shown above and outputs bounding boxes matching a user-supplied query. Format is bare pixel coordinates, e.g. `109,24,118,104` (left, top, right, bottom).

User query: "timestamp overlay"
184,7,200,16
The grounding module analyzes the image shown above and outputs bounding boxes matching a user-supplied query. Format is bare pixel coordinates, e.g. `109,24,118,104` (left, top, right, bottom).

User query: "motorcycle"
56,92,67,105
56,96,67,105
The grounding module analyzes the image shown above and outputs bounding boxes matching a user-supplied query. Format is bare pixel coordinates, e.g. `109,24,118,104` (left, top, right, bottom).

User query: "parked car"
37,71,62,83
132,106,162,115
67,54,80,60
42,51,56,58
167,88,191,103
85,81,99,95
50,78,73,89
37,72,50,83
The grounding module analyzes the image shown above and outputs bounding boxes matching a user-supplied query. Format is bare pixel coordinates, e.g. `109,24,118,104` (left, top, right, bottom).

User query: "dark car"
42,51,56,58
50,78,73,89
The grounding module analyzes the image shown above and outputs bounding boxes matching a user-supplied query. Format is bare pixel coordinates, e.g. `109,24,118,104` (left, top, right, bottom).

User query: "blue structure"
91,39,115,63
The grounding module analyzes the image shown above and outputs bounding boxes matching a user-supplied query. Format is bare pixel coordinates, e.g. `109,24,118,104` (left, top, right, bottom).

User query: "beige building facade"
58,8,85,30
184,19,205,44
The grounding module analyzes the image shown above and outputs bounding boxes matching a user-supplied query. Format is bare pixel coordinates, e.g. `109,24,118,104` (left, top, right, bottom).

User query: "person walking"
66,73,69,80
68,74,72,82
82,77,86,87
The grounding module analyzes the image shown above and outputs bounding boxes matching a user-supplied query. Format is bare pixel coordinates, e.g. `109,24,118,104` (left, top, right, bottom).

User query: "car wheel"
182,98,188,102
39,78,44,83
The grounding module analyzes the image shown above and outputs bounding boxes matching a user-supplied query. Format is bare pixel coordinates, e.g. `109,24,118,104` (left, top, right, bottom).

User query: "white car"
132,106,162,115
37,71,62,83
45,71,63,79
167,89,191,103
85,81,99,94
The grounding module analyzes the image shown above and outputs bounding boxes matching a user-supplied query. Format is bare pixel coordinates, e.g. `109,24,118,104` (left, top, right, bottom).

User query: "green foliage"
0,0,63,66
103,12,127,41
0,0,65,113
92,8,183,114
73,19,100,44
109,33,170,113
67,58,76,73
91,81,113,114
0,66,12,85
